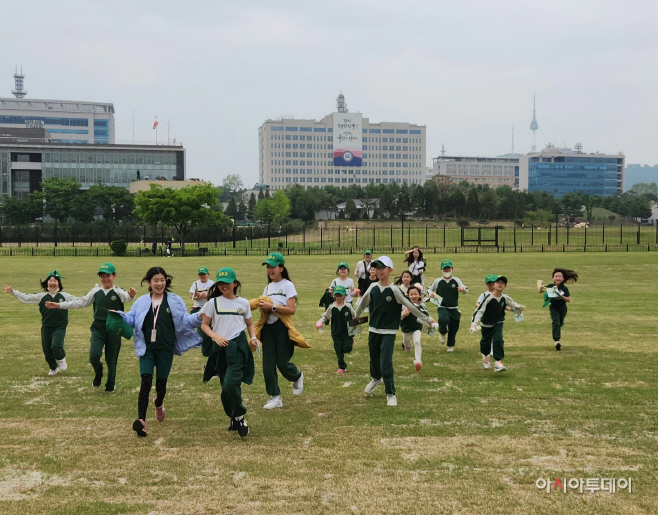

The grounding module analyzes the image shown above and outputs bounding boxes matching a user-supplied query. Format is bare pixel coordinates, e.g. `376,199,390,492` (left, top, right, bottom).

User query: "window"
285,127,298,131
271,126,283,131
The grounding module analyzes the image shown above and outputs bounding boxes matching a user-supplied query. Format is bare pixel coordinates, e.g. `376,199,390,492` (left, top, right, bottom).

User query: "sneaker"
439,333,446,345
364,378,383,394
447,347,454,352
92,373,102,388
555,341,561,351
386,394,398,407
401,343,405,351
154,399,166,422
404,344,412,352
236,417,249,437
132,418,147,437
263,395,283,410
292,372,304,396
105,385,116,393
48,367,59,376
56,358,67,371
482,355,490,370
228,418,237,431
414,360,422,371
337,369,346,374
494,361,507,372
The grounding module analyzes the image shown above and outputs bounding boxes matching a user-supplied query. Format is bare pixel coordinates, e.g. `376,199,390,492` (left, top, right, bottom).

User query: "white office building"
259,94,426,190
432,154,520,189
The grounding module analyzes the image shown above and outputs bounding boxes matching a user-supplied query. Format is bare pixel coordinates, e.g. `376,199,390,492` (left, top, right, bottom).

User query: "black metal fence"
1,221,657,256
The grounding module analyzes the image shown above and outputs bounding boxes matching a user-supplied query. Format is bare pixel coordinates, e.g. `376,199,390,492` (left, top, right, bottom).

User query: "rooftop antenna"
511,126,515,156
12,67,27,98
529,93,538,152
336,92,348,113
441,144,446,156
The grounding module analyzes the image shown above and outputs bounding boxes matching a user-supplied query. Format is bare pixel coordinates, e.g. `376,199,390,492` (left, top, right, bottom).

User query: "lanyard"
151,298,162,328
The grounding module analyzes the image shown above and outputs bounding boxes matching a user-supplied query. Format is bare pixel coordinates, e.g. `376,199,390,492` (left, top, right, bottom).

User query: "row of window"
269,135,423,144
0,115,90,126
269,177,417,184
269,169,422,175
45,129,89,134
270,126,422,135
43,152,178,165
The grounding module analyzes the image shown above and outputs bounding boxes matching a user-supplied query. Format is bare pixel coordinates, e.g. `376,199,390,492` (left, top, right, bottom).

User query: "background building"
432,154,520,189
259,94,426,190
1,127,185,198
519,144,624,197
0,70,115,145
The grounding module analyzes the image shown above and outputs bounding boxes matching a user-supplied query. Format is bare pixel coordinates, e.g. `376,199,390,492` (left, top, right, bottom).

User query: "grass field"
0,254,656,514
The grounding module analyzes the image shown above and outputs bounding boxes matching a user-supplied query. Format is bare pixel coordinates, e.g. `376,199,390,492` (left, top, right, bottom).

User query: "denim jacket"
119,292,202,357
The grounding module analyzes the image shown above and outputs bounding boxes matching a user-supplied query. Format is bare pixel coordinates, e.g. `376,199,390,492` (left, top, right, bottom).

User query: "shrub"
110,239,127,256
458,219,470,227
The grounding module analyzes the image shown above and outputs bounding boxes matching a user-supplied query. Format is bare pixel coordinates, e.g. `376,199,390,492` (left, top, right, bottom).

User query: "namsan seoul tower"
529,94,538,152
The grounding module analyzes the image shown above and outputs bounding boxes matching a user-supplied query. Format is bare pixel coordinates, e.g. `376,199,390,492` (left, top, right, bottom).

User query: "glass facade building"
520,146,624,197
0,141,185,198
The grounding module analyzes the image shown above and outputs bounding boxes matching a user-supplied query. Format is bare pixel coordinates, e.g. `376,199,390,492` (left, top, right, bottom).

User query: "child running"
400,285,430,371
189,266,216,381
45,263,135,392
394,270,414,294
539,268,578,351
330,262,357,304
317,285,356,374
470,275,523,372
4,271,75,376
259,252,304,410
427,259,468,352
200,268,259,437
118,266,202,437
354,256,436,407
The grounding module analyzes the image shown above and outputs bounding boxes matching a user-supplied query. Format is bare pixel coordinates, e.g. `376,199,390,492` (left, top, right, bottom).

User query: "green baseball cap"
337,262,349,271
215,267,237,283
364,250,372,255
333,285,347,296
47,270,66,280
98,262,116,275
262,252,285,267
441,259,453,269
485,274,497,284
492,275,508,284
198,266,209,275
105,311,134,340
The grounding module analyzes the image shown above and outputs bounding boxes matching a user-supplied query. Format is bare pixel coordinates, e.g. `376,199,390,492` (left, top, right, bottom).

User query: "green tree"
629,182,658,197
254,190,291,226
466,188,480,219
225,197,238,218
345,198,358,221
41,177,82,222
0,193,43,224
236,199,247,221
479,190,498,219
134,184,231,251
247,193,257,220
88,184,135,222
222,174,244,193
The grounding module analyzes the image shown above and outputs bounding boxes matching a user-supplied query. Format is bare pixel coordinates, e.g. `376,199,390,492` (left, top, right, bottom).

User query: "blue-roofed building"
519,144,624,197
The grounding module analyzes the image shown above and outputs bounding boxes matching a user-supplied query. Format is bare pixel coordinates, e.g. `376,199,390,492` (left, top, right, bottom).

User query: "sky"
3,0,657,187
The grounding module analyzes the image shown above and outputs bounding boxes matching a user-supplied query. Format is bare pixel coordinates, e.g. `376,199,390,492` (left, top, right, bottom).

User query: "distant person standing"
151,241,157,256
354,250,373,293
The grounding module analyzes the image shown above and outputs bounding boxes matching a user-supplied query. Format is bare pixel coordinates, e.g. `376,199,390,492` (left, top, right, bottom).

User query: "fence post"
602,222,605,243
566,225,569,244
373,225,375,249
637,224,640,245
531,224,534,245
251,226,253,248
407,224,410,248
513,225,516,246
232,223,236,249
443,224,446,247
338,225,341,247
425,225,428,247
584,226,587,248
548,224,551,245
555,213,558,245
303,226,305,248
355,225,358,247
320,226,323,248
268,222,271,248
390,225,393,247
620,222,623,244
285,225,288,248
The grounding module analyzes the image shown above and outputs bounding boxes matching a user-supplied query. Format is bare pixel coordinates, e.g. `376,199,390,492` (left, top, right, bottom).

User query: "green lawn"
0,254,656,514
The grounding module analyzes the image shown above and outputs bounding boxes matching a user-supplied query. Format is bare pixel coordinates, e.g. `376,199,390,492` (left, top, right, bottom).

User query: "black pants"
550,305,567,341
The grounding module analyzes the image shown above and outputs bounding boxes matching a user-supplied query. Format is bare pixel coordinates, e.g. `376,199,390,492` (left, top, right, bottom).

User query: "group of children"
316,251,579,405
3,252,578,436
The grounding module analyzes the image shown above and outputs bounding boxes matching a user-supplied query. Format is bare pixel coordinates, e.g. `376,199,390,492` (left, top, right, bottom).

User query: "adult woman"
354,250,373,293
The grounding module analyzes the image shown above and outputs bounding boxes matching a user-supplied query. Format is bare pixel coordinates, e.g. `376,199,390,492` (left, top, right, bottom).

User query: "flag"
153,121,159,129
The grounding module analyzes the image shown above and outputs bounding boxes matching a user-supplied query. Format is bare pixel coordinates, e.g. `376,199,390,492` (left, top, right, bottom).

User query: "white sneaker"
364,378,383,394
56,358,67,371
494,361,507,372
386,394,398,407
482,355,490,370
263,395,283,410
292,372,304,396
439,333,446,344
447,347,454,352
48,367,59,376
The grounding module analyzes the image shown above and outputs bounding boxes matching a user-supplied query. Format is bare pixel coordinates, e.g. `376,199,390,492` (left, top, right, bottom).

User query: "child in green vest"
189,266,216,381
4,270,75,376
539,268,578,351
46,263,136,392
470,275,523,372
354,256,436,407
317,285,356,373
400,285,431,371
428,259,469,352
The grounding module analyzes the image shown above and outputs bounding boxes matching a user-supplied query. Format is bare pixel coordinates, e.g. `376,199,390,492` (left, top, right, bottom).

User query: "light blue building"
519,144,624,197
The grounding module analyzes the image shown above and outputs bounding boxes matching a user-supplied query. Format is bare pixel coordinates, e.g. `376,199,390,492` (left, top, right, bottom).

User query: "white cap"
373,255,394,269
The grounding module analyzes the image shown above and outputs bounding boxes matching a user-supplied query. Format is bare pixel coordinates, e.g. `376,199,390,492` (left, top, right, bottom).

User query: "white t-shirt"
331,277,355,303
189,279,214,309
409,260,425,277
263,279,297,324
199,296,251,341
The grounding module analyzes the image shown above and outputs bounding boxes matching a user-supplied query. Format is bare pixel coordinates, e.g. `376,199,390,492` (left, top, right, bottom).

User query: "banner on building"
333,113,362,167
